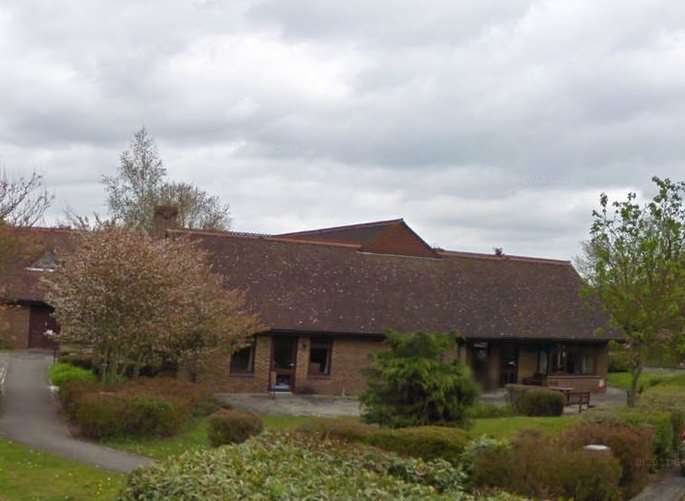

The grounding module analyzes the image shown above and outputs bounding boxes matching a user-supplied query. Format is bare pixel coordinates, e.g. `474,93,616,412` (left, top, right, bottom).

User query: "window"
230,343,255,374
537,348,549,375
309,338,332,376
549,344,596,375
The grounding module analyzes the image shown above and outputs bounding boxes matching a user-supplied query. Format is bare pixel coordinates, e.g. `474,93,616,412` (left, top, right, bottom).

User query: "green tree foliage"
581,177,685,406
360,331,478,428
102,127,230,232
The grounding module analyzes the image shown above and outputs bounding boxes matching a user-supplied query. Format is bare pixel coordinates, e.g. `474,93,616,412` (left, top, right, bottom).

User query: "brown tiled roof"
1,227,78,303
4,221,617,342
170,227,617,342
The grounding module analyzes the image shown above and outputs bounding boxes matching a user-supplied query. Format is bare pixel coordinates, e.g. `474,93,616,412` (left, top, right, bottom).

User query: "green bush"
471,430,622,501
560,422,653,498
360,330,479,428
298,417,376,443
207,409,263,447
119,432,470,500
608,341,631,373
298,419,468,465
49,362,96,388
62,377,205,439
57,352,94,371
367,426,469,465
460,435,510,487
511,388,564,417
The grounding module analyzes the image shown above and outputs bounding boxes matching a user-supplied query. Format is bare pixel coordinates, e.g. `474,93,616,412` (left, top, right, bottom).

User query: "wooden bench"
548,386,591,413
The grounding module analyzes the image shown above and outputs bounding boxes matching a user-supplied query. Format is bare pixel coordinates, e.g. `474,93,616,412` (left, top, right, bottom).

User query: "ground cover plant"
119,431,524,501
0,438,122,501
360,330,478,428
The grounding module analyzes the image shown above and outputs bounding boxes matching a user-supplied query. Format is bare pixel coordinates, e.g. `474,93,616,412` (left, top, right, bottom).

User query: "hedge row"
59,377,210,439
299,418,469,465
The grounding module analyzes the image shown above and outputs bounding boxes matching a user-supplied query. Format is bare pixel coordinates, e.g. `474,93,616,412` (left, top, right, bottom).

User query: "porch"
462,339,609,394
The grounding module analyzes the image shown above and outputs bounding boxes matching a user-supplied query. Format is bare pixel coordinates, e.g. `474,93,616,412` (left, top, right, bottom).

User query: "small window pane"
309,339,332,376
231,344,254,373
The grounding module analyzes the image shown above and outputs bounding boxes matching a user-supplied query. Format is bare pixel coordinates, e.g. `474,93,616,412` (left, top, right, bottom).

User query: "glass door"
271,337,298,391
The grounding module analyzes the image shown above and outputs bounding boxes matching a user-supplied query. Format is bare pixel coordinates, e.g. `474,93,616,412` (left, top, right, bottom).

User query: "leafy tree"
581,177,685,406
44,226,261,383
360,330,478,428
102,127,230,232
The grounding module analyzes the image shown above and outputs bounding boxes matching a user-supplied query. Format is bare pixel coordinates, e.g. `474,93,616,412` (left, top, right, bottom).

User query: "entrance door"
471,342,490,390
270,337,298,392
500,343,518,386
28,306,58,350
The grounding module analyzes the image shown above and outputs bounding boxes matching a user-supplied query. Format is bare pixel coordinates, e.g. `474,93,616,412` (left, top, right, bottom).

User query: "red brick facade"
198,333,386,396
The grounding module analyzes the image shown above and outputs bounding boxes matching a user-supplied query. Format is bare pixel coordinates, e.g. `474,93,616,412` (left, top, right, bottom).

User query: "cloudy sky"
2,0,685,259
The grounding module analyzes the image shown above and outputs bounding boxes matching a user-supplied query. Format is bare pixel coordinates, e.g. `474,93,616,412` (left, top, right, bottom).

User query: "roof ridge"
438,249,571,265
171,228,362,249
168,228,272,239
277,218,404,237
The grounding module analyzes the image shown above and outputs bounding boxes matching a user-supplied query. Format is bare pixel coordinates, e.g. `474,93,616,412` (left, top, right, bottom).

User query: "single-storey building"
0,213,619,394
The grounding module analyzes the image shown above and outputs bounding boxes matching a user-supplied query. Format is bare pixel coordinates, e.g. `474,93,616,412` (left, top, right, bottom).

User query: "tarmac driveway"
0,350,151,473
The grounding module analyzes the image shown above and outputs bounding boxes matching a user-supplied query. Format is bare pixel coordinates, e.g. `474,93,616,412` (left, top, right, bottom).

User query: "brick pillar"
254,334,272,392
294,336,309,392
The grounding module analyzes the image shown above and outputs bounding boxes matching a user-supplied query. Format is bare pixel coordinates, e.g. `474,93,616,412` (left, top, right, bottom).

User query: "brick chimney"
151,205,179,238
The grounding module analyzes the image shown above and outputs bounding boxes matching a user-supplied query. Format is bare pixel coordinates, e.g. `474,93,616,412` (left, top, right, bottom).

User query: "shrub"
560,422,654,498
511,388,564,416
207,409,263,447
367,426,469,465
119,432,469,500
49,362,96,388
460,435,510,487
57,352,94,371
608,341,631,372
360,330,478,428
471,430,622,501
62,377,205,439
298,418,376,443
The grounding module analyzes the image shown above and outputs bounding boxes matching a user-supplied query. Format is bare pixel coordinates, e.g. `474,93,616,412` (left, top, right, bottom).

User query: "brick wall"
0,305,30,349
196,334,272,393
295,336,385,396
198,333,386,396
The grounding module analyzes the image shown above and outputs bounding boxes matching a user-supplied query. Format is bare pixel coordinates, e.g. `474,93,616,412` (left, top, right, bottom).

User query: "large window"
309,338,333,376
549,344,595,375
230,342,255,374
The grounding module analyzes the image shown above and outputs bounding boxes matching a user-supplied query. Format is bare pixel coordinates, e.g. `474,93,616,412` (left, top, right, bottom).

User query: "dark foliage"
207,408,264,447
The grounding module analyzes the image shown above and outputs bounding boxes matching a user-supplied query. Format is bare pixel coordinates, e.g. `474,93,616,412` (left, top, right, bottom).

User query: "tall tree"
581,177,685,406
44,227,261,383
102,127,231,232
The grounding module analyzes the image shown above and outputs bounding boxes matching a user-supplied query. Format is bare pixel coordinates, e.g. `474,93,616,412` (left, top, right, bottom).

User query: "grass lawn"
102,415,313,460
608,370,685,390
0,439,123,501
104,413,580,460
468,415,578,439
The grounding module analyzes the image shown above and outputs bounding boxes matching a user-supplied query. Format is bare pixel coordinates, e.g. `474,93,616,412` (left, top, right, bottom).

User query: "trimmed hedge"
49,362,96,388
298,418,468,465
208,408,263,446
60,377,206,439
511,388,564,417
471,430,622,501
560,422,654,498
368,426,469,465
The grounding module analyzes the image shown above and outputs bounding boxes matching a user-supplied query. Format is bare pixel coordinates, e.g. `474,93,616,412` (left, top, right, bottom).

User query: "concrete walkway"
632,466,685,501
217,392,361,417
0,351,152,473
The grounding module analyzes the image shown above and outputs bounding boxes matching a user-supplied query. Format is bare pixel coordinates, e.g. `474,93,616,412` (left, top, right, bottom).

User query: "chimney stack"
152,205,179,238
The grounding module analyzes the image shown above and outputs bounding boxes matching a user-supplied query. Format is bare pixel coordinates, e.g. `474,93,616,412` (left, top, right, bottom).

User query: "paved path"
632,466,685,501
0,350,152,473
217,392,361,417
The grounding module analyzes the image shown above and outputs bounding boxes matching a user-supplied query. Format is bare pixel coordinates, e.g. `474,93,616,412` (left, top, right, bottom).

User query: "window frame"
230,341,256,375
308,337,333,377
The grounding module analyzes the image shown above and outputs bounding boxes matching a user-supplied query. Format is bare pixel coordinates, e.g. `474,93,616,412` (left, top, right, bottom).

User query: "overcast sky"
2,1,685,259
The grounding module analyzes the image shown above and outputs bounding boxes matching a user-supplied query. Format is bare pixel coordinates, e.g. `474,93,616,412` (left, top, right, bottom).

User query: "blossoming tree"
44,226,262,383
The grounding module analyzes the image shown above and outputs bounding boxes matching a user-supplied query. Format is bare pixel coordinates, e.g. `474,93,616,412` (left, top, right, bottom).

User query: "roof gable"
278,219,439,258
